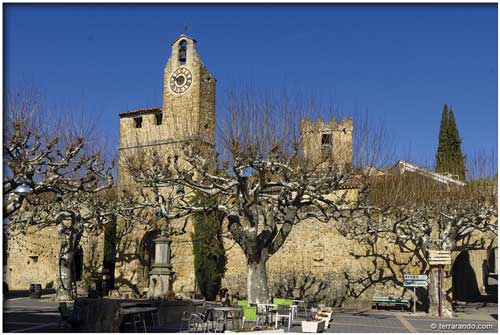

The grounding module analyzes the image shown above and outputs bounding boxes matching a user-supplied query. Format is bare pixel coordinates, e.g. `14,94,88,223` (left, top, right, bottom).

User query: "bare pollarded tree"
3,90,122,300
337,167,497,316
123,92,379,303
3,89,103,218
8,153,116,300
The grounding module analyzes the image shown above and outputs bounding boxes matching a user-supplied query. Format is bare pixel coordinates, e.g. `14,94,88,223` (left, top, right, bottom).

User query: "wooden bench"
372,296,410,311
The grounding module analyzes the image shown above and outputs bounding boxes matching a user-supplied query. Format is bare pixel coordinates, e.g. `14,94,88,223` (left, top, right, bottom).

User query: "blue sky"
4,4,498,170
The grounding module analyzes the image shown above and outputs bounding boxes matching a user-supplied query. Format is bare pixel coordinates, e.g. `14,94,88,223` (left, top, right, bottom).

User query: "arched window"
178,40,187,65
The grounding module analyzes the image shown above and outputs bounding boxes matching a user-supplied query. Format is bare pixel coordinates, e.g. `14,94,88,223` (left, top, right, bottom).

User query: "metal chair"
179,311,192,332
195,305,209,315
207,309,225,333
274,304,292,331
190,313,209,332
242,305,262,329
122,312,146,333
297,301,311,319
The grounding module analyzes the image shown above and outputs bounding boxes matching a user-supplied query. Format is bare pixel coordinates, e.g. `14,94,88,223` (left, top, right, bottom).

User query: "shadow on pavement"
3,310,68,333
5,289,56,299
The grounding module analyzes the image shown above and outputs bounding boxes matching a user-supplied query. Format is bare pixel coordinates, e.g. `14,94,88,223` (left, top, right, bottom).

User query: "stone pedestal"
148,235,176,300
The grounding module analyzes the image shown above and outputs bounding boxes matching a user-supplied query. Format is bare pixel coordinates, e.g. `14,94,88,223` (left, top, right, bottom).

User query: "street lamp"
4,183,34,218
13,183,33,196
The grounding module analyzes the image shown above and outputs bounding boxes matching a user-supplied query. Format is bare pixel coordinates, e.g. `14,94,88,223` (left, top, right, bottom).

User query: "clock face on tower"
169,67,193,94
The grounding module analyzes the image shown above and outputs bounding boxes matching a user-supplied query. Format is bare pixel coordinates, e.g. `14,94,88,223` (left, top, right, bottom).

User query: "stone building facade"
114,34,216,296
114,35,498,306
6,35,496,308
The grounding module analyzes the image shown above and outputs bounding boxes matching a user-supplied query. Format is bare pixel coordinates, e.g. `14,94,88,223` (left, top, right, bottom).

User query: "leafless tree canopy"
3,90,112,218
123,91,377,303
337,168,497,315
4,90,121,300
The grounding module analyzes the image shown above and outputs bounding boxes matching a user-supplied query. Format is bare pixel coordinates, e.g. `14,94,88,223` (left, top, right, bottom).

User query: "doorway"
452,250,480,302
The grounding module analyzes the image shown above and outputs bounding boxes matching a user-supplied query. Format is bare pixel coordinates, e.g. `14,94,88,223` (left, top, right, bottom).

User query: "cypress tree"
435,104,450,173
447,109,466,180
191,194,227,300
435,104,466,180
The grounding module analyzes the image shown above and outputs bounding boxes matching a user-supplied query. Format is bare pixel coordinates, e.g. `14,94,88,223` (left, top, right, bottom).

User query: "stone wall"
216,222,497,307
8,210,495,307
219,217,406,306
6,226,105,291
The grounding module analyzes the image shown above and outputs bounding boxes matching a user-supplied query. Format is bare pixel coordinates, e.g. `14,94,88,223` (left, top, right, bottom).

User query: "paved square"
3,297,498,333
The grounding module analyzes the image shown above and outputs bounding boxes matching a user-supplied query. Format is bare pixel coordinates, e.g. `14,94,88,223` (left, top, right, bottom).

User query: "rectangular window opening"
321,133,332,159
134,117,143,128
321,133,332,146
155,113,163,126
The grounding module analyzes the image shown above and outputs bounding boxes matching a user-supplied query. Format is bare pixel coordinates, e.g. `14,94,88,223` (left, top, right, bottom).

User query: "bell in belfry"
178,41,187,62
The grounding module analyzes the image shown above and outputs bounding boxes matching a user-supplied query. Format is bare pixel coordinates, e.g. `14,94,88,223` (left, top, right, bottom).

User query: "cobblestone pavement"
3,296,498,333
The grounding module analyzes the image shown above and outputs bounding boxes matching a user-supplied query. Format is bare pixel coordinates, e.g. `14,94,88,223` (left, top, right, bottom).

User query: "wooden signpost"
428,250,452,317
429,250,452,265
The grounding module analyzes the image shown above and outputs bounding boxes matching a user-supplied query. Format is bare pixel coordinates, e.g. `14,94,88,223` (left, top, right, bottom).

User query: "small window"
134,117,143,128
321,133,332,146
321,133,332,158
29,256,38,263
155,113,163,126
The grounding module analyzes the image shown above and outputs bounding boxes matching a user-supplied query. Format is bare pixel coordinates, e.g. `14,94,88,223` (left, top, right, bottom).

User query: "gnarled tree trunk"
247,257,270,304
56,247,75,301
56,218,83,301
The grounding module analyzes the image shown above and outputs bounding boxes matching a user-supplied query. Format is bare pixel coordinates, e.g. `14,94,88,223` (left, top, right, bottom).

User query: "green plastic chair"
242,306,260,329
237,300,249,307
271,298,280,311
272,298,292,310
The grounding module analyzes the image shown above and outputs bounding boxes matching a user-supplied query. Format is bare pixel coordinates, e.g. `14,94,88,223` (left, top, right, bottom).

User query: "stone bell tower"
118,34,216,184
115,35,216,296
162,34,216,143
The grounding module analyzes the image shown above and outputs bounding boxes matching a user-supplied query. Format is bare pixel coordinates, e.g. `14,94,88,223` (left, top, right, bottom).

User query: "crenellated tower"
301,117,353,169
